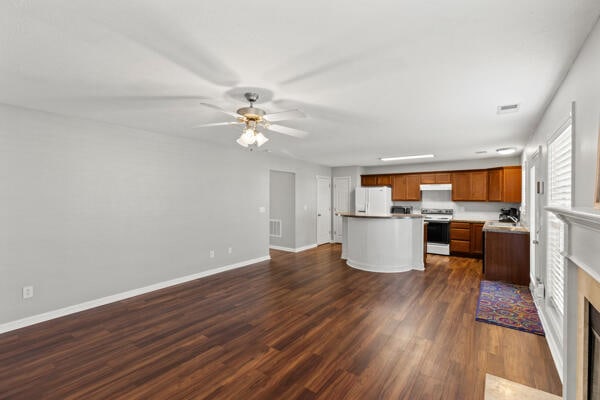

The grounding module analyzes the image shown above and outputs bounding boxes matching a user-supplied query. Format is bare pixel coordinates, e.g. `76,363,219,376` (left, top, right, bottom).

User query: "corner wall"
0,104,330,325
522,17,600,399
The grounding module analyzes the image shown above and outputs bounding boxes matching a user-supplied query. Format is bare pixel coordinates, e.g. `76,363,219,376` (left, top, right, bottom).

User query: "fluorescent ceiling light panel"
380,154,434,162
496,147,517,155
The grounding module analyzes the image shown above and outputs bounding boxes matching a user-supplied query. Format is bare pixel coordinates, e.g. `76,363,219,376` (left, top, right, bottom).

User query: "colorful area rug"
475,280,544,336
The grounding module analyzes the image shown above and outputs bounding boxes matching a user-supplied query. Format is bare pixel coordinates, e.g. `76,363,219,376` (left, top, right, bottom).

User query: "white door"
529,150,542,283
317,176,331,245
333,177,351,243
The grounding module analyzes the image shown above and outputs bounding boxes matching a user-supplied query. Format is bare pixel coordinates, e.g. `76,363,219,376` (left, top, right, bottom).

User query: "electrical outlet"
228,247,233,254
209,250,215,258
22,286,34,299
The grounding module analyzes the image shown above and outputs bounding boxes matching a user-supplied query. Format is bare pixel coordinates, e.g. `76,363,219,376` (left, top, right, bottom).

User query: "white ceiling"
1,0,599,166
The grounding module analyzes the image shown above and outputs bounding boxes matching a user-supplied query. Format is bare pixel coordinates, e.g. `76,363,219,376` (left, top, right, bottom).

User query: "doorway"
317,176,331,245
528,148,542,284
333,177,351,243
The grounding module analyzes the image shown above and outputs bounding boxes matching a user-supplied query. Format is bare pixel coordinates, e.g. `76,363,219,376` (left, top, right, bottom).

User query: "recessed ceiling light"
380,154,435,162
496,147,517,155
475,150,488,154
497,103,520,114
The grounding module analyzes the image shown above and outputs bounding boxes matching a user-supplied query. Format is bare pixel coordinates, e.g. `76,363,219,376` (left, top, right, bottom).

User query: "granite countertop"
337,212,424,219
482,220,529,234
451,219,487,223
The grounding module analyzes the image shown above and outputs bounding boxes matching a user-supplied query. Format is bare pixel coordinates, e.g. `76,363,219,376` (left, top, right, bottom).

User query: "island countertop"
337,212,424,219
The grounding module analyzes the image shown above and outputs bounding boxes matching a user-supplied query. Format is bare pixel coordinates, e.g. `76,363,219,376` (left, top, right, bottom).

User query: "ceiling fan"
194,92,308,147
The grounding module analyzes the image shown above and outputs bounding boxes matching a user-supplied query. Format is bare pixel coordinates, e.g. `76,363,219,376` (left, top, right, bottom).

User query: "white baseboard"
534,299,564,382
269,243,317,253
0,255,271,335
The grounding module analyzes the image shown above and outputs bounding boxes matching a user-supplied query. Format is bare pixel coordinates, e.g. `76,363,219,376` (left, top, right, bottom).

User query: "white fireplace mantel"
546,206,600,400
546,206,600,283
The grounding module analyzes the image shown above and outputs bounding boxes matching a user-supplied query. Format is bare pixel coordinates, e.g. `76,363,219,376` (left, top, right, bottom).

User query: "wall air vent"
269,219,282,238
497,103,520,114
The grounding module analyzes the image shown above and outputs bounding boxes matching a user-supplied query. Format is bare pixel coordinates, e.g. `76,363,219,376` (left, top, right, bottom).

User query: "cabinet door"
361,175,378,186
451,172,471,201
391,175,406,201
405,174,421,201
420,173,436,184
435,173,451,184
470,171,488,201
487,168,503,201
450,240,471,253
470,223,484,255
503,167,522,203
376,175,392,186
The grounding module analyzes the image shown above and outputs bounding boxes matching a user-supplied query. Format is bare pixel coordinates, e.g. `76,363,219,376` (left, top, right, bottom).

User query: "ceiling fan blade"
199,103,240,118
265,124,309,138
263,109,306,122
66,4,240,87
193,121,242,128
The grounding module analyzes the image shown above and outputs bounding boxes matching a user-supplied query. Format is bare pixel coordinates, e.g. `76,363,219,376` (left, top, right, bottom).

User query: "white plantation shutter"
546,123,572,316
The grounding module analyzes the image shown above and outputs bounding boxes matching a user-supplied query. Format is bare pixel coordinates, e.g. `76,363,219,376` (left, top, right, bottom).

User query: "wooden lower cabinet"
450,221,484,258
470,223,484,255
484,231,530,285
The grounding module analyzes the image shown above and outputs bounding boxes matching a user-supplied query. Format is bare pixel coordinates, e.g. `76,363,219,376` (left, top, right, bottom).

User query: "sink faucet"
507,216,519,224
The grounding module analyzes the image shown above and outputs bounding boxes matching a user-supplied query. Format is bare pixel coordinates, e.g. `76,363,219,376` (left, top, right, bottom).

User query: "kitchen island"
339,212,425,273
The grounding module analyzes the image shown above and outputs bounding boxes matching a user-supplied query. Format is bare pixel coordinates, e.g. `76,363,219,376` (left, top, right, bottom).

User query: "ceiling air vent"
497,103,520,114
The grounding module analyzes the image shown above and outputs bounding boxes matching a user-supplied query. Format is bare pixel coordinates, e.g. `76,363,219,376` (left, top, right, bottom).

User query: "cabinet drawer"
450,240,471,253
450,228,470,240
451,222,470,229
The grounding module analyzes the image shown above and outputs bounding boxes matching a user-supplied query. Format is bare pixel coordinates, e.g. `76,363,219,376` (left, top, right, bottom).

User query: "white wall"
0,104,330,325
522,18,600,399
269,171,295,248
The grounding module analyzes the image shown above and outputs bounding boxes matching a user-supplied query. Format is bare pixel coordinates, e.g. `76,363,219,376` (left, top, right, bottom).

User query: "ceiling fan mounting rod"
244,92,259,106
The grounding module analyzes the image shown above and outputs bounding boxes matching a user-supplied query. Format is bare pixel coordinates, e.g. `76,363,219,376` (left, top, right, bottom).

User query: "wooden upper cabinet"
361,175,378,186
470,170,488,201
405,174,422,201
486,166,522,202
421,172,451,184
451,172,471,201
376,175,392,186
452,170,487,201
420,173,436,184
487,168,503,201
502,166,522,203
435,173,451,184
392,175,407,201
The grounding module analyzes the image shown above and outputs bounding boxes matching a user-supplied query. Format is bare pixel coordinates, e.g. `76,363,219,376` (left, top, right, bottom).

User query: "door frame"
527,146,543,284
333,176,351,243
316,175,332,245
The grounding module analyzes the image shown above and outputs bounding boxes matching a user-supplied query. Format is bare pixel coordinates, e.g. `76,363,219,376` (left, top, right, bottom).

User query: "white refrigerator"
355,186,392,214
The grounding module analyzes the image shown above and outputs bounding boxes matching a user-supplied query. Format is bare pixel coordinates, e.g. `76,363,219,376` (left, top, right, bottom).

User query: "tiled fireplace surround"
547,207,600,399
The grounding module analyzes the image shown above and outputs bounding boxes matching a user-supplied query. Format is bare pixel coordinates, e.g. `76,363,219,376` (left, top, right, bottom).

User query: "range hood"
420,184,452,191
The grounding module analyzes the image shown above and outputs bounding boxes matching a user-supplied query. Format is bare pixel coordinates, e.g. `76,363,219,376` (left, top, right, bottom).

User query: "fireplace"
546,206,600,400
578,267,600,400
589,303,600,399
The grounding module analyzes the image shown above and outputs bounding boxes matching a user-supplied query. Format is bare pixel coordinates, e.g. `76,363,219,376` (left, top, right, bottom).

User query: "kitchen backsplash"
393,190,520,221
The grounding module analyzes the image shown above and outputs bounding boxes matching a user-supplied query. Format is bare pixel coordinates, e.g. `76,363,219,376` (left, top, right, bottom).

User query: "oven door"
425,220,450,244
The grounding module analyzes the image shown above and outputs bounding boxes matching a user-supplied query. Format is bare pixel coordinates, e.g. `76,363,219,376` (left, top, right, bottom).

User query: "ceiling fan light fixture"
236,134,249,147
255,132,269,147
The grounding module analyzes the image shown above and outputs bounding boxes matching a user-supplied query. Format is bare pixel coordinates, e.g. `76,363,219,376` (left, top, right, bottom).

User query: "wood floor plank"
0,244,561,399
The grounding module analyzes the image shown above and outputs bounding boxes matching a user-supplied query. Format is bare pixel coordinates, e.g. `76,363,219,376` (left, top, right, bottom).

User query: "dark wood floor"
0,244,561,399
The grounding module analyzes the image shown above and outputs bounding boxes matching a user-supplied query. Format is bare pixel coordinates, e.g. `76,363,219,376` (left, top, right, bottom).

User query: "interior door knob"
533,240,539,245
318,213,322,216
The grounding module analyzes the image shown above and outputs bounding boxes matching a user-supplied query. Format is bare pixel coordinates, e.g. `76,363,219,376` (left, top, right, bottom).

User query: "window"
546,122,572,316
